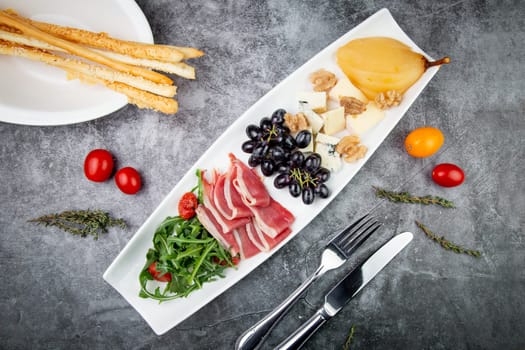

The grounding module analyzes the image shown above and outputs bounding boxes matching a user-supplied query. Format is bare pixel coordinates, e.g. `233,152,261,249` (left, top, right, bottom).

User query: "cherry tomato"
115,167,142,194
404,127,444,158
147,261,172,282
178,192,198,220
432,163,465,187
213,256,240,266
83,149,114,182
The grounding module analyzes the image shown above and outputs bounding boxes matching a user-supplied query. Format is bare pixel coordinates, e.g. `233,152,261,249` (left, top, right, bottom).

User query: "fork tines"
330,214,382,258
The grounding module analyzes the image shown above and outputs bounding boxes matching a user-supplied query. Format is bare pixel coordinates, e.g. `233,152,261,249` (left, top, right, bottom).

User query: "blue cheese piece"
297,91,327,113
315,133,342,172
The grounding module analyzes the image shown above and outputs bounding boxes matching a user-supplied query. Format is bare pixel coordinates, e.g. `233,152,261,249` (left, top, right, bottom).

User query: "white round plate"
0,0,153,126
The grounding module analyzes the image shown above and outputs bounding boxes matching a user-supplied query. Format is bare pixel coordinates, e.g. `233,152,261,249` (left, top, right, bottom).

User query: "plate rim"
0,0,154,126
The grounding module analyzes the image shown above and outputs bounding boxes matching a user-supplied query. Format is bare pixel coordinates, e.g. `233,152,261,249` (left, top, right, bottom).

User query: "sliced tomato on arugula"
147,261,172,282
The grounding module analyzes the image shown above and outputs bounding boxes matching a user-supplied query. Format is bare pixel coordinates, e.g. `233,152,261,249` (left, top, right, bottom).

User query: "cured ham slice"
247,219,291,251
233,225,260,259
195,205,239,256
249,198,295,238
213,167,251,220
201,170,250,233
229,153,271,207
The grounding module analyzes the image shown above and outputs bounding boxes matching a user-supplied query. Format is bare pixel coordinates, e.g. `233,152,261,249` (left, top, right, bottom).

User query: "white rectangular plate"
104,8,442,335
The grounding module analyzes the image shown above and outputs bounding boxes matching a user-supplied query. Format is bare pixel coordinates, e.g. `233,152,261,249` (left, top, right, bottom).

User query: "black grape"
276,162,290,174
274,173,291,189
260,117,272,131
289,182,301,197
295,130,312,149
289,151,305,167
281,134,297,150
252,143,269,158
314,183,330,198
271,109,286,125
248,155,262,167
302,187,315,205
304,153,322,172
261,158,275,176
246,124,261,141
314,167,330,183
241,140,256,153
270,146,286,162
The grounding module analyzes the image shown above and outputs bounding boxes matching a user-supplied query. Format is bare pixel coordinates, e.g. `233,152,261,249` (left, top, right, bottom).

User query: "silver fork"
235,214,381,350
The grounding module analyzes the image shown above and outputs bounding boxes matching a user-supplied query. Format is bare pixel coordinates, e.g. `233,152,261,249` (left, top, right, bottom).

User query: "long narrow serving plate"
104,8,443,335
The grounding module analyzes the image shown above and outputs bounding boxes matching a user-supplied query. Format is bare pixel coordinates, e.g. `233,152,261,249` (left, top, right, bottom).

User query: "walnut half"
375,90,403,109
335,135,368,163
284,112,309,133
340,96,366,115
309,69,337,92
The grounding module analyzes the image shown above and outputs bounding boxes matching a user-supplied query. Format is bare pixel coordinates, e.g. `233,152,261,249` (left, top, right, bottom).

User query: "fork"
235,214,381,350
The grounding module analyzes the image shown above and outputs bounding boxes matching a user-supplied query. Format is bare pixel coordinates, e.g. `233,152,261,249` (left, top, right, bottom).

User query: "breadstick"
0,29,195,79
0,11,173,85
3,9,201,61
0,40,176,97
68,71,178,114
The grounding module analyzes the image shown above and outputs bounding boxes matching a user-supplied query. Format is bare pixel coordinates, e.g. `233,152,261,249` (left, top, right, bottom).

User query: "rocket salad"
139,171,237,302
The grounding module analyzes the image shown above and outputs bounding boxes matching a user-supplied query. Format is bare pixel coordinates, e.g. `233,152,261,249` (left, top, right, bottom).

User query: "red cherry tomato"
83,149,114,182
213,256,240,266
432,163,465,187
147,261,172,282
178,192,198,220
115,167,142,194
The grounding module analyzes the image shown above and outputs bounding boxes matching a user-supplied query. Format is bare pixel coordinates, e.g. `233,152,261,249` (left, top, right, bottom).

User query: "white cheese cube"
346,102,385,136
329,75,368,103
299,101,324,134
297,91,327,113
315,142,342,172
321,107,345,135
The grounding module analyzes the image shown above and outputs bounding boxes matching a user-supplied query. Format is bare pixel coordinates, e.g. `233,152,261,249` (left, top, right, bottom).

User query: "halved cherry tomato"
432,163,465,187
178,192,198,220
147,261,172,282
84,149,114,182
213,256,240,266
404,127,444,158
115,167,142,194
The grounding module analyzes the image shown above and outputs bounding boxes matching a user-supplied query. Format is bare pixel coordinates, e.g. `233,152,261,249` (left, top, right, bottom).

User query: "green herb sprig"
29,209,126,240
374,187,455,208
415,221,481,257
343,325,356,350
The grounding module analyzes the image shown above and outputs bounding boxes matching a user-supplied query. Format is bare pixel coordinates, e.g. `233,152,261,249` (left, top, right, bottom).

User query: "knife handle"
274,308,330,350
235,267,323,350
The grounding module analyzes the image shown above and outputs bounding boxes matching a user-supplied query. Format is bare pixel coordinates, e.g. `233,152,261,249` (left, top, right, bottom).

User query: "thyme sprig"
29,209,126,240
343,325,356,350
374,186,455,208
415,221,481,257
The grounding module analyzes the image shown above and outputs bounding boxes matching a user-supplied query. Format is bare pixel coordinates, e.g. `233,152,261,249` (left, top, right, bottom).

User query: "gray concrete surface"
1,0,524,349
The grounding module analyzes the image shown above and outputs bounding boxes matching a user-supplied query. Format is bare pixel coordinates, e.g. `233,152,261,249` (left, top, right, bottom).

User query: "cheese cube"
346,102,385,136
321,107,345,135
297,92,327,113
315,142,342,172
329,75,368,103
299,101,324,133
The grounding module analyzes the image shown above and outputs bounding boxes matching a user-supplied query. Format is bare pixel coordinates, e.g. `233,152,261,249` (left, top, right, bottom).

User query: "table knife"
275,231,413,350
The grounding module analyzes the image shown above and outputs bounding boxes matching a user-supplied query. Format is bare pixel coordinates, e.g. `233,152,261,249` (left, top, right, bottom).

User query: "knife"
274,232,413,350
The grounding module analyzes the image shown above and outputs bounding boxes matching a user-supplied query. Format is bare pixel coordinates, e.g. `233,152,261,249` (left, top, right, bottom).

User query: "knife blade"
275,231,413,350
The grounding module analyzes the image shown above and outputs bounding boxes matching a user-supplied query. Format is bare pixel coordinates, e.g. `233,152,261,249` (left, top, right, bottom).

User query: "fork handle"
274,308,330,350
235,266,323,350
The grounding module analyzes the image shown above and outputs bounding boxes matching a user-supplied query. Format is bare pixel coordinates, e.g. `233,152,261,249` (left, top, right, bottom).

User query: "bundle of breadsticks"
0,8,204,114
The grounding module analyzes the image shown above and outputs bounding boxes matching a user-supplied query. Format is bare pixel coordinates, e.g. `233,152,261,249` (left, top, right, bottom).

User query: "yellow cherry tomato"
404,127,444,158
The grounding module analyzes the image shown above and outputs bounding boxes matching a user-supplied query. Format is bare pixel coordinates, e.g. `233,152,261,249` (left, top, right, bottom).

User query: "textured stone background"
1,0,524,349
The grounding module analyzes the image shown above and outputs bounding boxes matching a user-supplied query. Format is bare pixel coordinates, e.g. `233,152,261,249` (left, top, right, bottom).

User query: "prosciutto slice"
247,218,291,250
230,153,270,207
249,198,295,238
213,167,251,220
233,225,260,259
201,170,250,233
195,205,239,256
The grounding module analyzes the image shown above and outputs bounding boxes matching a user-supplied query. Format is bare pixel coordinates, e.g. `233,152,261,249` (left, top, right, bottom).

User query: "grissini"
0,29,196,79
0,40,177,97
67,71,178,114
3,9,203,61
0,11,173,85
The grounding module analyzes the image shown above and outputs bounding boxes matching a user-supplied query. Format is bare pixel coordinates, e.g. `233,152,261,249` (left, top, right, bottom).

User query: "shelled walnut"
375,90,403,109
335,135,368,163
309,69,337,92
340,96,366,115
284,112,309,133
